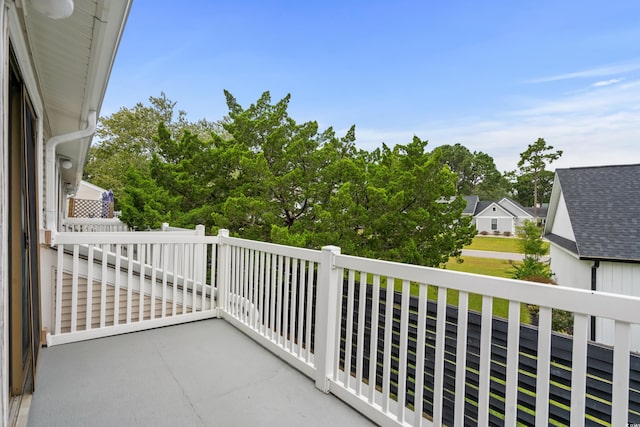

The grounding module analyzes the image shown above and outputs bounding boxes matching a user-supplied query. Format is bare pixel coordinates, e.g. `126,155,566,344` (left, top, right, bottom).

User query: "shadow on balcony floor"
28,319,373,427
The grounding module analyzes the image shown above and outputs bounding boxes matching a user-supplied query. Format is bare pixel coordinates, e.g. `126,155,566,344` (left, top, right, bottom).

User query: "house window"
492,207,496,212
491,218,498,230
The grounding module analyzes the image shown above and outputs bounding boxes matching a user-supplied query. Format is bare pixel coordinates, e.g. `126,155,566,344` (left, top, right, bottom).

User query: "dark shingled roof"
462,196,479,215
553,164,640,262
475,201,494,215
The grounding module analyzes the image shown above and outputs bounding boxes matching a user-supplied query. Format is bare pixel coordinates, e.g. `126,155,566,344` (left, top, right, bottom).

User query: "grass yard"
441,256,530,323
464,235,549,254
355,255,531,324
445,255,515,278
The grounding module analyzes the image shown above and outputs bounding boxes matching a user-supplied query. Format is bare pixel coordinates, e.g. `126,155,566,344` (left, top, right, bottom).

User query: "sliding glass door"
8,48,41,398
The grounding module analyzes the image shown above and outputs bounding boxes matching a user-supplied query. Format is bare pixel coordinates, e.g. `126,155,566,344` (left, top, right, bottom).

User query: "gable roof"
498,197,534,218
545,164,640,262
462,196,479,215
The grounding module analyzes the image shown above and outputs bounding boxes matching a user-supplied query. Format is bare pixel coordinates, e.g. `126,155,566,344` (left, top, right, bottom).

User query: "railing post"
216,229,231,318
315,245,341,393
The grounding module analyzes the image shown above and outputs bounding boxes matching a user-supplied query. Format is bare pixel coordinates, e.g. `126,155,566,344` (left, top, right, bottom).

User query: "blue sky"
102,0,640,172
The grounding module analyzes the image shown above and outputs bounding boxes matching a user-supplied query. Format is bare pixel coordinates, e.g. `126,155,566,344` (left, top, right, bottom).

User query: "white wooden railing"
216,234,640,427
49,228,640,426
49,229,218,346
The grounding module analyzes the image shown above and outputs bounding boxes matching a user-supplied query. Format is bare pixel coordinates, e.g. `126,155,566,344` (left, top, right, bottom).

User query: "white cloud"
354,78,640,173
592,79,622,87
527,61,640,83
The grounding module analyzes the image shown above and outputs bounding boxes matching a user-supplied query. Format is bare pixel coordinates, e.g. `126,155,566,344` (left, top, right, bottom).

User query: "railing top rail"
334,252,640,325
54,231,218,245
221,235,322,262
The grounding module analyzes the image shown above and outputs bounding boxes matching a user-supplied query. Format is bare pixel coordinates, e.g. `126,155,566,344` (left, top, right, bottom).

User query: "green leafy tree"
84,93,223,203
514,138,562,212
512,219,550,280
433,143,508,199
507,169,555,208
118,167,179,230
116,90,475,267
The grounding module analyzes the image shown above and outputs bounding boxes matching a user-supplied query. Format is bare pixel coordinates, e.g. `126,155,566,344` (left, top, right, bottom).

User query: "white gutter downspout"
45,111,97,245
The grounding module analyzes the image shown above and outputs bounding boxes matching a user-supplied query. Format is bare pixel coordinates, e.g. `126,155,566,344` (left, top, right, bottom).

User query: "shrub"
503,231,511,237
479,230,489,235
493,230,501,235
511,256,551,280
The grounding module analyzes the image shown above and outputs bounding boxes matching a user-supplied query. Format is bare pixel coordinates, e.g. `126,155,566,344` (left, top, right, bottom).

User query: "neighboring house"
463,196,535,235
0,1,131,424
544,163,640,349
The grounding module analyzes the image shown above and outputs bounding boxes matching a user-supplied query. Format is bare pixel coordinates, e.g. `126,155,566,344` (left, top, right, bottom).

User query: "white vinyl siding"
550,195,576,241
550,244,640,352
596,262,640,351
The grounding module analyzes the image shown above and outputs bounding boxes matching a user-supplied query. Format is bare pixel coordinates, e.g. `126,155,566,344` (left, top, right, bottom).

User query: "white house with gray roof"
545,163,640,351
463,196,535,235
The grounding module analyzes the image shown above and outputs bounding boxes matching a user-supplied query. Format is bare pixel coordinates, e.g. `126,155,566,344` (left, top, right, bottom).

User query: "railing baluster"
432,286,448,425
368,274,381,404
397,280,410,423
182,243,188,315
296,259,305,358
150,243,157,319
230,246,237,316
55,244,64,335
611,321,631,426
454,291,469,427
344,270,356,390
209,243,216,311
283,256,291,350
535,306,552,427
270,253,277,341
477,295,493,426
241,247,247,322
290,258,298,352
276,255,284,345
254,249,260,326
570,312,589,425
71,245,80,333
414,283,427,427
258,251,266,335
355,271,367,396
86,244,94,330
172,243,178,317
113,244,121,326
382,276,394,413
127,244,133,323
99,244,108,328
305,261,314,363
505,299,521,426
161,243,168,318
138,243,145,322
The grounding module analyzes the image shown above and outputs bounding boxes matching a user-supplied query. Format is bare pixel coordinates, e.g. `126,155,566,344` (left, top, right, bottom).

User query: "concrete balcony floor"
28,319,373,427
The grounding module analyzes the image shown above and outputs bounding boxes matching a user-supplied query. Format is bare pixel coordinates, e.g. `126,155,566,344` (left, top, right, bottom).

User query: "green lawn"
441,256,530,323
464,235,549,255
445,255,516,278
356,255,531,324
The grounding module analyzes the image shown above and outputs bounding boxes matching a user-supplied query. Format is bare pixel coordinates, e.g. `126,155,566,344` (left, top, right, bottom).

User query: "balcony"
30,228,640,426
27,319,371,426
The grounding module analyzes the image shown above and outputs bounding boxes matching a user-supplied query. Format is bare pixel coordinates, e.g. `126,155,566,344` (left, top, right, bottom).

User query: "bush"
503,231,511,237
493,230,501,235
511,256,551,280
479,230,489,235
